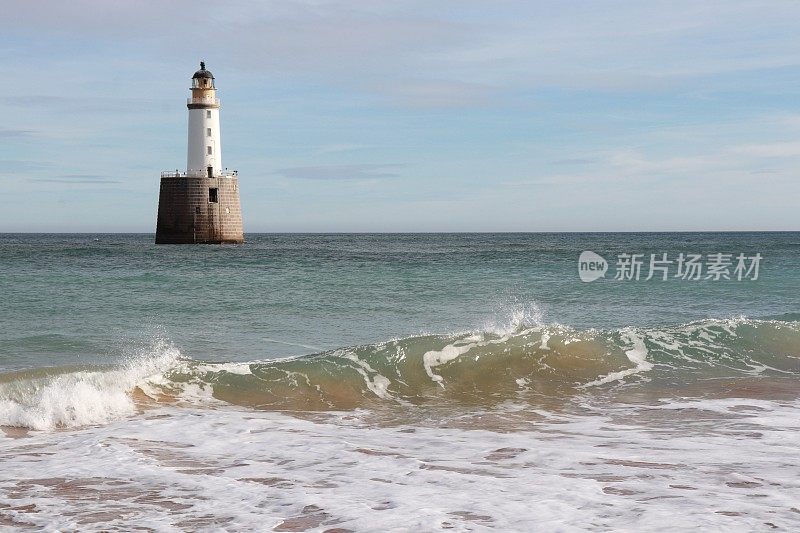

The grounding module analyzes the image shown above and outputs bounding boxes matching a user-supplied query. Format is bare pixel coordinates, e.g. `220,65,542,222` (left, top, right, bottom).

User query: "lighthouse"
155,61,244,244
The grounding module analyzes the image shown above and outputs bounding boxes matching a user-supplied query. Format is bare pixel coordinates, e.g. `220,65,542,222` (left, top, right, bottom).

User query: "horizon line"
2,230,799,235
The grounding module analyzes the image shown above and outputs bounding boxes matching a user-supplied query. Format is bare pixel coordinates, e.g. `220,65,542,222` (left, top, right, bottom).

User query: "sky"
0,0,799,232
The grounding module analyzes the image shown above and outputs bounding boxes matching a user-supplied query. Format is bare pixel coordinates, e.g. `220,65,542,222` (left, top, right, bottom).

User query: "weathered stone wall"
155,176,244,244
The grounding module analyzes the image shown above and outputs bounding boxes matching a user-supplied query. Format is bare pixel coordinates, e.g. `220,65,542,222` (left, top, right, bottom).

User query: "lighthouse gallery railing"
161,170,238,178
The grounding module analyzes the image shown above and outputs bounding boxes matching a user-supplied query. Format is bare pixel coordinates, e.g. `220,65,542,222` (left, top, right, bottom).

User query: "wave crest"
0,340,179,430
1,317,798,429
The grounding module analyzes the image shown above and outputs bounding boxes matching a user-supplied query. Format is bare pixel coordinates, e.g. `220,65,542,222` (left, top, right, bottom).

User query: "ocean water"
0,233,798,531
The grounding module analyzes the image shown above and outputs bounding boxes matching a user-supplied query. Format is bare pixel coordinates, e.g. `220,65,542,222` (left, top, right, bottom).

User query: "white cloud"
734,141,800,158
274,164,401,181
315,143,369,155
7,1,800,95
380,80,494,109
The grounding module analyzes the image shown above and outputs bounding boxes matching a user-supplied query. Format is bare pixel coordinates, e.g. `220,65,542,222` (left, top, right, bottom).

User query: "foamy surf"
2,397,799,530
0,340,180,430
1,317,798,430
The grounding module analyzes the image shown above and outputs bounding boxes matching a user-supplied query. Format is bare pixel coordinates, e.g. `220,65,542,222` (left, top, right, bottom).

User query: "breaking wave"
1,316,799,429
0,341,180,430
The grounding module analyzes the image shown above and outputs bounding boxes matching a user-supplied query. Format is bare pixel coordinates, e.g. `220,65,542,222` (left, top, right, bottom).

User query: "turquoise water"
1,232,797,371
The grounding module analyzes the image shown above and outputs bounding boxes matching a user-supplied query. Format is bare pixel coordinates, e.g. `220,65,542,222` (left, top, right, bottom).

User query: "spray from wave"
0,340,180,430
1,314,798,430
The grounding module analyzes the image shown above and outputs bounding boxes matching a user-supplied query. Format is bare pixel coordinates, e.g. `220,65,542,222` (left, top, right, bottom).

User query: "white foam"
0,340,180,430
2,397,799,531
581,329,654,388
0,375,137,431
423,340,479,386
539,331,551,350
192,362,253,376
342,352,393,399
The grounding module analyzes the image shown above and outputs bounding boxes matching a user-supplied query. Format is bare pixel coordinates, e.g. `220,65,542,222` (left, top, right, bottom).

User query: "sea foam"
0,340,179,430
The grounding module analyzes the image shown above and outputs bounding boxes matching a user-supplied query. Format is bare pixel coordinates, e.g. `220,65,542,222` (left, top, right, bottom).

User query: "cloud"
0,160,53,172
1,1,208,36
379,80,494,109
0,96,165,114
28,174,120,184
274,164,401,181
0,129,36,138
315,143,369,155
734,141,800,158
550,157,598,166
510,136,800,189
430,1,800,90
5,1,800,101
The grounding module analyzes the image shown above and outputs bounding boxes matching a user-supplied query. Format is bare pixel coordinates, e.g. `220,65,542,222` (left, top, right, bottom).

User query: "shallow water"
1,233,798,531
2,397,799,531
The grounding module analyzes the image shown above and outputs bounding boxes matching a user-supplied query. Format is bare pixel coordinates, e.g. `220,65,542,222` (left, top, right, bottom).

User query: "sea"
0,233,798,531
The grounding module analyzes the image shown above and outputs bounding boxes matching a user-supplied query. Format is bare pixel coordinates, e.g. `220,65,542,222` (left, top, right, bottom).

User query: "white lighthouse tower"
187,61,222,178
155,61,243,244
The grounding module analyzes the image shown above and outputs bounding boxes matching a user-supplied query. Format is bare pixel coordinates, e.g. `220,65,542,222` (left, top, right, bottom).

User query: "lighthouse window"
206,128,211,137
209,188,218,203
206,110,211,118
207,146,213,155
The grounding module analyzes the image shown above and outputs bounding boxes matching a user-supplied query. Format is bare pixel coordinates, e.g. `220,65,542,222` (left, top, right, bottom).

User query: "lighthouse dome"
192,61,214,80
